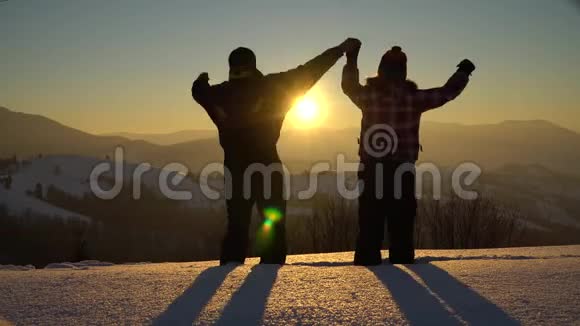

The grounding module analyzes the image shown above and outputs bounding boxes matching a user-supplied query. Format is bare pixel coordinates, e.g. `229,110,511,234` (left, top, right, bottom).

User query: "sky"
1,0,579,134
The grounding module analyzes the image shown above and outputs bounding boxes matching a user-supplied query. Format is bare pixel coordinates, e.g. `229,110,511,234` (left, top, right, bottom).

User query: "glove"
192,73,210,96
457,59,476,75
197,72,210,82
346,41,361,66
339,38,361,54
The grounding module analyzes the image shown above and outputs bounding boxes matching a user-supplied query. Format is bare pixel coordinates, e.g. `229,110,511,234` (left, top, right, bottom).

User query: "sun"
289,92,325,128
295,98,318,121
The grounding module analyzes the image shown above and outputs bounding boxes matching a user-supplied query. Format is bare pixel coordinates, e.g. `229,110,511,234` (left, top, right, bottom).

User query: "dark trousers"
220,160,287,265
355,161,416,265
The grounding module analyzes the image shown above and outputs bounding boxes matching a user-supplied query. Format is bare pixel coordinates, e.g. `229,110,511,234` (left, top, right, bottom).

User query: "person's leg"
220,165,254,265
256,170,287,264
355,162,386,266
386,162,416,264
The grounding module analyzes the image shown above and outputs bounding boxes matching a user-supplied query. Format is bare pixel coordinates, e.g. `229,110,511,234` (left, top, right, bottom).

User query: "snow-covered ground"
0,246,578,325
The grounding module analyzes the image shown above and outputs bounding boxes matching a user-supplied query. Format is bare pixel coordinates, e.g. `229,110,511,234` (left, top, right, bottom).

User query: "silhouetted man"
192,39,359,265
342,42,475,265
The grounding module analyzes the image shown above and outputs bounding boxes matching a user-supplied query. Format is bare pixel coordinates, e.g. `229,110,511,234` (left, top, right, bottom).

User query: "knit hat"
228,47,260,80
229,47,256,69
378,46,407,81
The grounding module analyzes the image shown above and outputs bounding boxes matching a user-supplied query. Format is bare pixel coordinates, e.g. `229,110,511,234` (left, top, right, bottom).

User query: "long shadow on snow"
153,264,237,325
408,264,519,325
215,264,280,325
370,264,519,325
369,265,460,325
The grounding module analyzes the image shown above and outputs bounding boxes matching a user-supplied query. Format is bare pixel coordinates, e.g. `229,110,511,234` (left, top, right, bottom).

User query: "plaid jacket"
342,64,470,162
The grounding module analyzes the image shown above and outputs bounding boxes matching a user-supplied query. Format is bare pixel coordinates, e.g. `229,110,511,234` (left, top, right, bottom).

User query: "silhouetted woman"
342,42,475,265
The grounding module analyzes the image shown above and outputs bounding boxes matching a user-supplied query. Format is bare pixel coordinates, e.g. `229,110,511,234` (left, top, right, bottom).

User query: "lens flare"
262,219,273,232
257,207,283,255
264,207,282,223
261,207,282,234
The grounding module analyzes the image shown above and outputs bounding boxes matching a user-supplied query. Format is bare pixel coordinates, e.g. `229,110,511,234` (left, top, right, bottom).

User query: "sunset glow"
288,92,326,128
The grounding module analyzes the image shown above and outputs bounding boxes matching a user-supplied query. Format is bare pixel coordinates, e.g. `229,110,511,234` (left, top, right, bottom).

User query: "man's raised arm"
191,73,213,107
270,38,361,98
191,73,226,125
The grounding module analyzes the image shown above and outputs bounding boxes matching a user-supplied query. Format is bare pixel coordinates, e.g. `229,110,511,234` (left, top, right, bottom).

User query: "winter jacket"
192,47,344,164
342,64,469,162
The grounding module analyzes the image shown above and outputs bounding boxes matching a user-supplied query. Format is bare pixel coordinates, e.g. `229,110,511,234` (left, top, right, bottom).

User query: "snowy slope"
1,155,222,218
4,155,580,232
0,156,94,220
0,187,90,222
8,155,176,199
1,155,346,219
0,246,578,325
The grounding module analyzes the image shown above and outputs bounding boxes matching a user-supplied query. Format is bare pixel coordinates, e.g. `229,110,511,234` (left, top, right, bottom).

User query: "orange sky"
1,1,579,134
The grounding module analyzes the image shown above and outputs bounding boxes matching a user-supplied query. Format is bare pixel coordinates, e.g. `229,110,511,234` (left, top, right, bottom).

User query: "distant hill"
0,106,219,171
418,120,580,175
101,130,218,145
166,121,580,175
0,106,153,158
1,106,579,175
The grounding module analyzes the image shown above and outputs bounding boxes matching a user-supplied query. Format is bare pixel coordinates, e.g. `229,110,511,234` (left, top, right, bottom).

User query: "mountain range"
101,130,217,145
1,106,579,175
